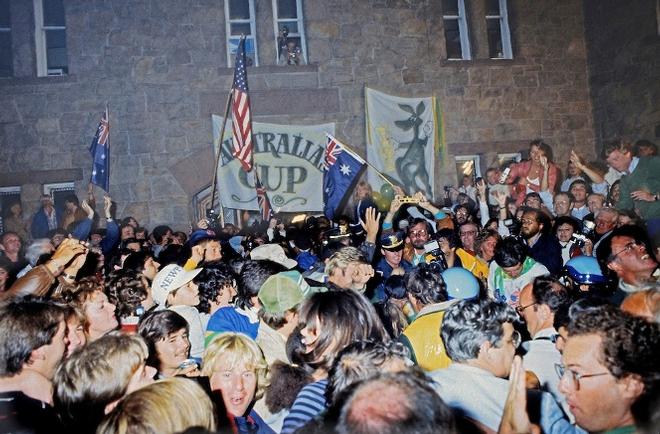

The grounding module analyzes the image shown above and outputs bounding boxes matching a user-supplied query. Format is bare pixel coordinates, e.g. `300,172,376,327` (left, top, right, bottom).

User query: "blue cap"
188,229,217,246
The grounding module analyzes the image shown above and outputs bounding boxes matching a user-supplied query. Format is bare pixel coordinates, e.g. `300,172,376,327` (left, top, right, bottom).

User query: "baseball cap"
258,270,321,314
250,243,297,269
188,229,217,246
151,264,202,306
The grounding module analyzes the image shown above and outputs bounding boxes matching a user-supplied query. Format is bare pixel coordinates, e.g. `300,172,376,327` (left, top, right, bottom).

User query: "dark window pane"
0,0,10,27
228,0,250,20
52,188,74,212
0,32,12,76
229,37,255,66
43,0,65,27
230,22,252,36
443,19,462,59
278,21,298,34
487,19,503,58
442,0,458,15
277,0,297,19
486,0,501,16
45,29,67,72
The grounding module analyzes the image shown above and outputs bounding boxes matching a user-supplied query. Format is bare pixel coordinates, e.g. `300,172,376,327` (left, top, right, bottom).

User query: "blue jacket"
30,208,61,239
528,232,563,275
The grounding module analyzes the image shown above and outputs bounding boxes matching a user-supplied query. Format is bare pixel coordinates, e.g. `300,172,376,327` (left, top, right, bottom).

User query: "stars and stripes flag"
323,134,367,220
231,37,254,172
89,109,110,191
254,171,273,221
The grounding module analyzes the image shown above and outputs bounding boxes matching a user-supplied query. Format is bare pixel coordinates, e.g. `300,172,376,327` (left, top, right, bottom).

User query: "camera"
570,233,589,248
206,208,221,229
423,240,448,271
443,185,452,193
503,218,521,236
582,220,596,237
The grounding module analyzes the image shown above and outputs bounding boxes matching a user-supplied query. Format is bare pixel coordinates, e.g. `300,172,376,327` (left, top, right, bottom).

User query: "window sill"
0,74,77,86
439,58,525,67
216,62,319,76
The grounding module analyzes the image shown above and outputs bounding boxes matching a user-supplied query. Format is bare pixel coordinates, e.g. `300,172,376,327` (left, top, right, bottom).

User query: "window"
485,0,512,59
0,0,11,77
442,0,471,60
225,0,258,66
44,182,74,212
0,187,21,234
272,0,307,65
497,152,521,168
454,155,481,183
34,0,68,76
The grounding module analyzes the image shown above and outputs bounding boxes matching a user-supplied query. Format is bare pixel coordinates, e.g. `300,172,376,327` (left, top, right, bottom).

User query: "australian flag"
89,110,110,191
323,134,367,221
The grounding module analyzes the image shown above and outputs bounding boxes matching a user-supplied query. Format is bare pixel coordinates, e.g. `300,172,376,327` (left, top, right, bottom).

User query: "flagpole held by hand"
324,133,395,187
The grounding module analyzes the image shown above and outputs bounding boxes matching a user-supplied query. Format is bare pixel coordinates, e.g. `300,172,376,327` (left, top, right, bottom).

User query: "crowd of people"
0,137,658,434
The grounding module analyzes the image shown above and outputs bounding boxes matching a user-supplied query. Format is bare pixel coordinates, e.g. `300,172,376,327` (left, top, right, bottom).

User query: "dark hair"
298,291,388,372
236,260,286,310
530,139,553,162
633,139,658,156
0,297,65,376
105,270,148,319
404,263,447,305
601,139,633,159
434,228,458,249
193,263,237,314
441,298,518,362
553,216,581,235
326,340,411,407
383,275,406,300
407,218,433,236
264,361,312,414
122,251,154,274
568,306,659,389
522,208,552,235
553,295,610,331
152,225,172,244
138,310,189,370
569,179,591,195
336,371,455,434
64,194,79,206
531,275,572,312
493,237,528,268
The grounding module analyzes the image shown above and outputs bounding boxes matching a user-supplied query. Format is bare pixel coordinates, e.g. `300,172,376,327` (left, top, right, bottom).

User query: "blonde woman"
203,332,275,434
97,377,216,434
55,279,118,341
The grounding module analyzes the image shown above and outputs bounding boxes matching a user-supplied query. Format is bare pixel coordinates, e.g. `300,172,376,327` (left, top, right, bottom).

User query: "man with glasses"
518,276,573,417
557,305,658,434
597,225,659,304
404,218,434,266
431,298,571,433
456,222,489,281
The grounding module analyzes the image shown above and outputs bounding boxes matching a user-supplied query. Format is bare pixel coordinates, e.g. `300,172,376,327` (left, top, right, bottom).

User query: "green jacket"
618,156,660,219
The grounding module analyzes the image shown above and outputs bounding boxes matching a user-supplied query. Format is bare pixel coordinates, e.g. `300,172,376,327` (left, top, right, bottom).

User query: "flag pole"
210,89,233,228
325,133,394,187
105,102,110,193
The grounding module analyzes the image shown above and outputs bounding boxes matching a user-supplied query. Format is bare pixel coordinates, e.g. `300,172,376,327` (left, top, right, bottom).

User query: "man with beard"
520,208,562,274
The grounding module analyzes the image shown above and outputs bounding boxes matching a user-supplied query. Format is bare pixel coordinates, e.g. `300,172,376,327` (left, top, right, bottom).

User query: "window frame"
485,0,513,59
442,0,472,60
0,0,11,78
454,154,482,182
43,182,75,212
224,0,259,67
271,0,307,65
33,0,68,77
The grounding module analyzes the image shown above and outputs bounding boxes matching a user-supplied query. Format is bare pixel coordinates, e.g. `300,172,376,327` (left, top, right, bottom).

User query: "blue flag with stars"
89,110,110,191
323,134,367,220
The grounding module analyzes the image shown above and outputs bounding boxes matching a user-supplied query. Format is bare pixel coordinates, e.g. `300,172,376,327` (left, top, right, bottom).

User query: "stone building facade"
0,0,655,229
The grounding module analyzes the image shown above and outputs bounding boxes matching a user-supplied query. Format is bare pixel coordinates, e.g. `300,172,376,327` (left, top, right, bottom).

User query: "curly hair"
193,263,237,314
105,270,148,318
404,263,447,306
568,305,659,388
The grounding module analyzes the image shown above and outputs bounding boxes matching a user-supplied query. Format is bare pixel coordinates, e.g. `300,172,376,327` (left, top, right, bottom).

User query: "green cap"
258,270,318,314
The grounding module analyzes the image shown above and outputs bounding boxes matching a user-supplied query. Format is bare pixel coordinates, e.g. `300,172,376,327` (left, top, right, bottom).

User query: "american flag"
231,38,254,173
254,171,272,221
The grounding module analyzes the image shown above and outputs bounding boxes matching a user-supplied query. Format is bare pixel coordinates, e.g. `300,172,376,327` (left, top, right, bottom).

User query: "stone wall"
584,0,660,149
0,0,597,229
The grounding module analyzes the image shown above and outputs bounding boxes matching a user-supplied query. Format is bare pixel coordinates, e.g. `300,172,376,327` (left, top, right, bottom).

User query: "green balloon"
380,184,395,201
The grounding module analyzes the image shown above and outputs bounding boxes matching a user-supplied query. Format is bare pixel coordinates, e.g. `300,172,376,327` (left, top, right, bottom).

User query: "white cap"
250,243,297,269
151,264,202,306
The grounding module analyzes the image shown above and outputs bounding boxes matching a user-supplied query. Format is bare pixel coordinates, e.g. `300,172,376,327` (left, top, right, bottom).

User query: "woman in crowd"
281,290,388,434
506,140,559,205
55,279,119,341
202,332,274,434
138,310,200,378
474,229,500,264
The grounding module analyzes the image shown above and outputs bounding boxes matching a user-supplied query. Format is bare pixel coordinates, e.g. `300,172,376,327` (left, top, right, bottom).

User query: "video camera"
423,239,448,272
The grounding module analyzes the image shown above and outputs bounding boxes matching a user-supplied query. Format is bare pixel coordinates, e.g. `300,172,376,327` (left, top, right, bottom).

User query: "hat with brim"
151,264,202,306
258,270,323,314
380,231,405,251
250,243,297,269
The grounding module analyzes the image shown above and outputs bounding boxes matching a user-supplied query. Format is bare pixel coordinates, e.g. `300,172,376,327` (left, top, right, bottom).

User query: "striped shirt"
280,379,328,434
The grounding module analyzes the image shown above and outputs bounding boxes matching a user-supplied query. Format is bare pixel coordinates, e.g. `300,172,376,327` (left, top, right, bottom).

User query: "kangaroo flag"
323,134,367,220
254,171,273,221
89,110,110,191
231,37,254,172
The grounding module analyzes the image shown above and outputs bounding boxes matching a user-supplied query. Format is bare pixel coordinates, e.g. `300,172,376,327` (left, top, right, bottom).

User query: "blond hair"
325,246,366,277
203,332,269,400
97,377,215,434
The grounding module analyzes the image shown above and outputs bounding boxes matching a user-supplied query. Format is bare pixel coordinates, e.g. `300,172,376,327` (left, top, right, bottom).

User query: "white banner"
212,115,335,212
365,87,440,198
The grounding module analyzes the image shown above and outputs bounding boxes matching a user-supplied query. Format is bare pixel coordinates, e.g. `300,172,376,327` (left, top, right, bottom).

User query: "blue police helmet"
564,256,607,284
442,267,479,300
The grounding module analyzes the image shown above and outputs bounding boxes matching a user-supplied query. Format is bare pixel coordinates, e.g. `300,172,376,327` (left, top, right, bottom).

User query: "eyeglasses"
515,302,537,315
459,230,477,237
554,364,609,390
609,241,640,262
520,218,537,225
409,229,428,237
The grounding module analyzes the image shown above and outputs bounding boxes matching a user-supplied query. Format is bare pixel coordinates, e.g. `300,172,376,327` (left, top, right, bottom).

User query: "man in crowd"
569,180,590,221
30,194,60,240
456,222,489,281
592,207,620,253
520,208,562,274
0,232,28,276
552,192,574,218
559,306,658,433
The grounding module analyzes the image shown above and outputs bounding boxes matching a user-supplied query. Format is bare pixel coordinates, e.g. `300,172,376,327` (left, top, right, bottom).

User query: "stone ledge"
0,74,78,87
448,139,531,155
0,168,84,187
215,63,320,76
439,58,528,68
